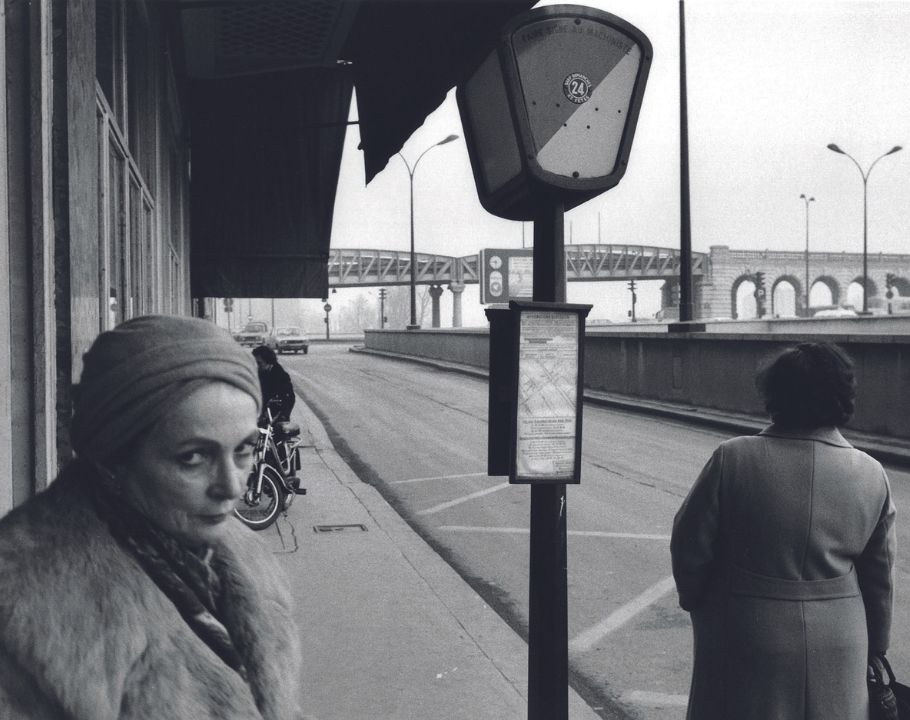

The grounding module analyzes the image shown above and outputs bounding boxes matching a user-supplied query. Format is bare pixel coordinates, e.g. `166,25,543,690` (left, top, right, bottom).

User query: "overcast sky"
326,0,910,325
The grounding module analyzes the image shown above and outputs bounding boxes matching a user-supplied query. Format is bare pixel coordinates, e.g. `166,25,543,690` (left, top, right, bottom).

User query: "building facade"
1,0,193,512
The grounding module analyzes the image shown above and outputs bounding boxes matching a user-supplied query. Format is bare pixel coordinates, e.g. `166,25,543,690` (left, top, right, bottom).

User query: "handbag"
869,654,910,720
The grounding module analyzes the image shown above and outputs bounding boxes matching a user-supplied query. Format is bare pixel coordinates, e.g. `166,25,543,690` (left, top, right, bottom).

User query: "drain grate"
313,523,368,534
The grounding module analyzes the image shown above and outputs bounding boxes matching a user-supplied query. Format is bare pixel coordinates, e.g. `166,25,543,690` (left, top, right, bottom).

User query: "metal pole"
800,195,814,316
862,176,869,314
826,144,901,315
678,0,694,321
528,201,568,720
409,171,418,327
805,206,810,315
398,136,458,329
270,298,276,330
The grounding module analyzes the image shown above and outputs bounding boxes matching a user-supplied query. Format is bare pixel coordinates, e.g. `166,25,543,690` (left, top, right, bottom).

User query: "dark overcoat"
0,463,304,719
671,426,895,720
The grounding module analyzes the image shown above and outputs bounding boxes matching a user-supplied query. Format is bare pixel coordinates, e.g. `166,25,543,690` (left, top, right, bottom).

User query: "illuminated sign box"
457,5,652,221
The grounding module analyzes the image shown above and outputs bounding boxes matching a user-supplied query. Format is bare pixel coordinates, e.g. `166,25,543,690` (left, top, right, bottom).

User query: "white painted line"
391,472,489,485
569,575,677,654
621,691,688,708
438,525,670,541
416,483,510,516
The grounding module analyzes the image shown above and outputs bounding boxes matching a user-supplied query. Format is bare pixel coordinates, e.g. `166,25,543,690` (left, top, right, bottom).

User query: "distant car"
233,321,276,349
274,326,309,354
812,307,858,318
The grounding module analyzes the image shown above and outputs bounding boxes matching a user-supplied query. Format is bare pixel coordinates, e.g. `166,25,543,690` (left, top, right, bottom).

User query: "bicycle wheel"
234,463,284,530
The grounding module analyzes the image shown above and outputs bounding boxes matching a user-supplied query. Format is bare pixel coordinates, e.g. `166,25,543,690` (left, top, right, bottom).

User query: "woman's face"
116,382,259,545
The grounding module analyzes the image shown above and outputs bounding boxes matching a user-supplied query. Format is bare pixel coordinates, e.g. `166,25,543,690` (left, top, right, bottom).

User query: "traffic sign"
323,303,332,312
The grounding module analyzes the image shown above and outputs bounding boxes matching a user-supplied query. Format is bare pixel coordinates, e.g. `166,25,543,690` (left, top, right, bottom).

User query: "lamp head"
888,145,902,155
437,134,459,146
827,143,844,154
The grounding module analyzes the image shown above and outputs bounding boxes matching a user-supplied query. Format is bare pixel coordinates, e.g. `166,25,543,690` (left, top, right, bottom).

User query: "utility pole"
528,201,568,720
628,279,637,322
678,0,694,321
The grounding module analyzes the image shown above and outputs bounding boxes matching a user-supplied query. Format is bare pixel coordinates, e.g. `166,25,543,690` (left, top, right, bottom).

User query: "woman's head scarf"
70,315,261,462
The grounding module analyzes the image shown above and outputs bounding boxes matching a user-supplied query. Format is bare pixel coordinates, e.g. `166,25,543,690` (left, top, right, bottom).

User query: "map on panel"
515,311,579,479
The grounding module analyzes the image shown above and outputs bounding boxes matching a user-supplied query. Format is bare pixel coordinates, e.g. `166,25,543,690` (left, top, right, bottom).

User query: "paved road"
283,344,910,720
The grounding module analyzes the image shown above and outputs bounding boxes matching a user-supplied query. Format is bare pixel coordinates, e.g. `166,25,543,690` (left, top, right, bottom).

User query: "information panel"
479,248,534,304
508,302,590,484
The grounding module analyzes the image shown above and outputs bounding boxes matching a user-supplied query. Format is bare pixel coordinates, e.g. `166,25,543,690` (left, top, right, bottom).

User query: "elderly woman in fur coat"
671,342,896,720
0,315,305,719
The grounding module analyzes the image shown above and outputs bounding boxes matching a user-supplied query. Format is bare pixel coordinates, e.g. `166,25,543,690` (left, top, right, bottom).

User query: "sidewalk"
258,394,603,720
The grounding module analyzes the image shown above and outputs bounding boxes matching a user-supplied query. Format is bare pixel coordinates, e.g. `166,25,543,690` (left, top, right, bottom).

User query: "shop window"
96,0,125,131
108,138,127,327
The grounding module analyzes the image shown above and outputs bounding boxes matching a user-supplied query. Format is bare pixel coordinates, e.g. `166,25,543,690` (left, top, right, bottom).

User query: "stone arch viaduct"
327,245,910,324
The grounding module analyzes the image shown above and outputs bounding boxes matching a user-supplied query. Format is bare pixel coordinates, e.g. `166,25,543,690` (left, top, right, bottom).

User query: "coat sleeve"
671,445,724,612
856,465,896,654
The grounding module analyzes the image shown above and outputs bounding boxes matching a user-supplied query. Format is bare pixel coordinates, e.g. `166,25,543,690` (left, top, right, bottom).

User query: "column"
448,282,465,328
660,278,680,320
429,284,443,328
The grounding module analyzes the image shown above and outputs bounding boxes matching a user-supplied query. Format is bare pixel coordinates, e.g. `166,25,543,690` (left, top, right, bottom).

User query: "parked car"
274,326,309,354
233,321,276,349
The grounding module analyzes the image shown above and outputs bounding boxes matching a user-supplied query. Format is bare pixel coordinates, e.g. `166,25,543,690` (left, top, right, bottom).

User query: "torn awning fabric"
344,0,536,183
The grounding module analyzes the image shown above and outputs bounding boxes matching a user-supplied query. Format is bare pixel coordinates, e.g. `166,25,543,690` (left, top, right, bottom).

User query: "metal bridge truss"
327,245,706,287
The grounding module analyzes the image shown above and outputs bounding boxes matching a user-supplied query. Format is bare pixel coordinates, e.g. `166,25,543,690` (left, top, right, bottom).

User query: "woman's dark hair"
756,342,855,428
252,345,277,365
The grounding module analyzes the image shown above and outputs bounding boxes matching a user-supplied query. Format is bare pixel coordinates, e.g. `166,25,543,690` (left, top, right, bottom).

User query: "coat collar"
758,424,853,448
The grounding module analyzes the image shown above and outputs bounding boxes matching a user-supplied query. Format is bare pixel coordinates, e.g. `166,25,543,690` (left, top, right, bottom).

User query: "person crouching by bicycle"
252,345,295,423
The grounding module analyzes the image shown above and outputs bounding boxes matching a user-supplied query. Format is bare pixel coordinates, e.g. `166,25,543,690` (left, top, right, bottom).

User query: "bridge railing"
328,245,707,287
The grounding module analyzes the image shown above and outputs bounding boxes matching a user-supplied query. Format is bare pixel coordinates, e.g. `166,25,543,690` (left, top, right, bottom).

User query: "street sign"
479,248,534,304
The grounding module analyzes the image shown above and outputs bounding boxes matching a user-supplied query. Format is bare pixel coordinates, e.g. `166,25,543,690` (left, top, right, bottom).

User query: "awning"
181,0,535,299
344,0,536,183
189,67,353,298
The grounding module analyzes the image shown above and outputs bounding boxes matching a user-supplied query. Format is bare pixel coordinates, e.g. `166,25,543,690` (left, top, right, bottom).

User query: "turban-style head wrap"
70,315,261,463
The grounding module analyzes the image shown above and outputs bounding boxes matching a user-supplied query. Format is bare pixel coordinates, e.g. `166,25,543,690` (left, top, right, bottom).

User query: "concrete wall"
367,328,490,369
364,328,910,441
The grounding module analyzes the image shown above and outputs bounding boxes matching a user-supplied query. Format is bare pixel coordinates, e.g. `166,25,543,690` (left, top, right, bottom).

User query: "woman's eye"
176,450,207,467
234,443,256,463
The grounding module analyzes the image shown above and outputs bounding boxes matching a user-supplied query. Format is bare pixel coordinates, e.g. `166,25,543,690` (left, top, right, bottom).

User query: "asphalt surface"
281,344,910,720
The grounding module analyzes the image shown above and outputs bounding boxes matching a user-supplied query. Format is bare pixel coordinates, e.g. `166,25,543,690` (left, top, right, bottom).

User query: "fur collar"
0,463,302,719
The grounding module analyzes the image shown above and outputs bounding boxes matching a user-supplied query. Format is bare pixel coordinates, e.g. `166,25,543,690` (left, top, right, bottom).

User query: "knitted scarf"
90,476,249,682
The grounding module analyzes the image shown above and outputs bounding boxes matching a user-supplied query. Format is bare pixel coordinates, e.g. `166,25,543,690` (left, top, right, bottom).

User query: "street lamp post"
826,143,902,314
799,193,815,316
397,134,459,329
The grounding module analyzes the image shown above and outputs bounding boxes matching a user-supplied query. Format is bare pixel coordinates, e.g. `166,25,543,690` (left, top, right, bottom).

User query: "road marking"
416,483,510,516
391,472,489,485
621,691,688,708
569,575,677,654
438,525,670,541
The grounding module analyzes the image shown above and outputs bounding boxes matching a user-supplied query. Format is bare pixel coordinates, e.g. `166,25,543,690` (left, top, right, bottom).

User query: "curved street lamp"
799,193,815,316
826,143,902,314
397,134,460,328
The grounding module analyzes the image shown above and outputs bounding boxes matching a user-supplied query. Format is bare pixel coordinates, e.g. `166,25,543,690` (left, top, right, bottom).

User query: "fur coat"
671,426,896,720
0,462,304,719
